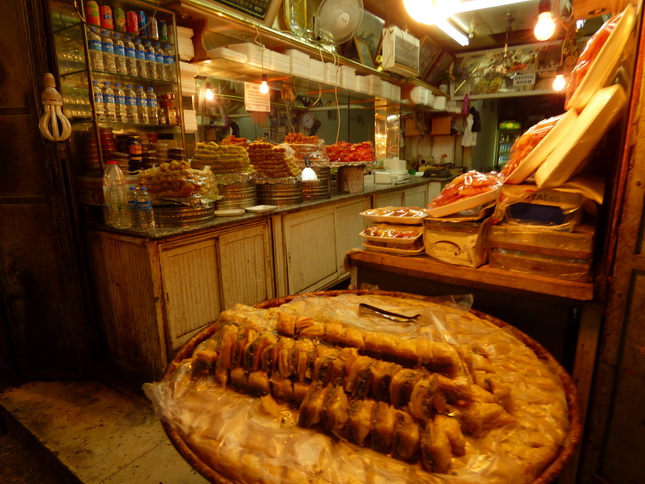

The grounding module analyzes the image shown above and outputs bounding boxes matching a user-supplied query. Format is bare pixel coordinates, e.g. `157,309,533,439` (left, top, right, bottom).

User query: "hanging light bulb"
552,69,567,91
259,74,269,94
204,82,214,101
534,0,556,41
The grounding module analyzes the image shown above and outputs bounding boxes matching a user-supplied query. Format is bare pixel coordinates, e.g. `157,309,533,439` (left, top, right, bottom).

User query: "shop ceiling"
362,0,598,53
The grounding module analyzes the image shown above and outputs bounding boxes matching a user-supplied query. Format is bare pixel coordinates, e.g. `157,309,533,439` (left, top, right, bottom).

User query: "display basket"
158,290,582,484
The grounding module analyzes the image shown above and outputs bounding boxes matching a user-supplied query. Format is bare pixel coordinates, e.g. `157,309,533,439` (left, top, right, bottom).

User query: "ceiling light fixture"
552,68,567,91
204,82,214,101
534,0,556,41
404,0,534,46
259,74,269,94
435,19,470,46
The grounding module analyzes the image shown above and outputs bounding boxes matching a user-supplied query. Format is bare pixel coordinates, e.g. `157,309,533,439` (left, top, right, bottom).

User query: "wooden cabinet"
87,220,274,380
334,198,371,273
375,185,427,208
283,206,338,294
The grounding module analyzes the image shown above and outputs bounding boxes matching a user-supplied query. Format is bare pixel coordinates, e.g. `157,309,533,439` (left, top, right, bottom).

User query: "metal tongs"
358,303,420,323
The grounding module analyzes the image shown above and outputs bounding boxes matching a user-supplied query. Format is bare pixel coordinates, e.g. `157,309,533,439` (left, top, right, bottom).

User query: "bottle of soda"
146,87,159,125
127,186,140,227
123,35,137,77
113,82,127,123
163,43,176,82
92,80,106,122
136,186,156,230
135,85,149,124
113,6,126,33
112,32,128,75
87,26,104,71
153,42,166,80
102,81,117,122
102,160,131,229
134,38,148,78
143,40,158,80
124,83,139,123
101,29,117,73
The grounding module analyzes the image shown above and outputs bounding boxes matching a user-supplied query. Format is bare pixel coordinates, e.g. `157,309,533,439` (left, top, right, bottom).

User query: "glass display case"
49,0,185,207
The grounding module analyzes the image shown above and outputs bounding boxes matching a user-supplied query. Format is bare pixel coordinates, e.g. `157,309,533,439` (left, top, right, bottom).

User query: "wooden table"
345,249,602,484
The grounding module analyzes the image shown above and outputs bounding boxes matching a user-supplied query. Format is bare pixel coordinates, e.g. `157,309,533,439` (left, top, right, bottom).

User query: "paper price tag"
513,73,536,87
244,82,270,112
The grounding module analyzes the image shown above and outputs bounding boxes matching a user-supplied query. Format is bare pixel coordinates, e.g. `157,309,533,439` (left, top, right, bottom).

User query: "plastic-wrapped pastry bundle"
429,170,503,208
191,141,252,174
138,161,217,198
146,293,576,484
247,140,301,178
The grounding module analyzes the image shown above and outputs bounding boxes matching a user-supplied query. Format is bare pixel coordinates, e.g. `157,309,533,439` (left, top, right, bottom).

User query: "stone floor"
0,380,207,484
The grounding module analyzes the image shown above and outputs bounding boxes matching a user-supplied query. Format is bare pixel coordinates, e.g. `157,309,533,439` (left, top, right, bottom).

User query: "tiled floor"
0,380,207,484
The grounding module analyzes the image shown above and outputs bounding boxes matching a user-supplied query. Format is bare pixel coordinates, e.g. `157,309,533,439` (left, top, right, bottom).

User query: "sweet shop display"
138,161,217,198
247,140,301,179
220,135,250,147
191,141,253,174
146,292,578,484
326,141,376,163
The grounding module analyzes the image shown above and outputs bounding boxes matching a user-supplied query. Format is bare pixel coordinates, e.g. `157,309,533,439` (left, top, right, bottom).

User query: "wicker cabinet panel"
283,207,337,294
335,197,371,273
219,222,274,309
161,238,221,352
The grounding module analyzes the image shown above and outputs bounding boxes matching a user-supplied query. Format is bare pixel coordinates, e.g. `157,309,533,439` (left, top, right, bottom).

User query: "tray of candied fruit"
359,207,428,225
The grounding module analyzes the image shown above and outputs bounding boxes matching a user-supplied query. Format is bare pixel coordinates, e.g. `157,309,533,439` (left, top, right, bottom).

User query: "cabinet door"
404,185,428,207
283,206,338,293
219,222,274,309
161,238,221,351
375,190,404,207
335,197,371,273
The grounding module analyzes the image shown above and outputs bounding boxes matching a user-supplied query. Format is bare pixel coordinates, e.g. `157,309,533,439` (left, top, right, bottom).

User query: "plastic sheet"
138,162,218,199
145,294,571,484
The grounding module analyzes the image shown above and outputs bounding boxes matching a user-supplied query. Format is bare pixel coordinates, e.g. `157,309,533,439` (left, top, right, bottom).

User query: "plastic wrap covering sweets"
326,141,376,163
429,171,503,208
501,114,569,184
191,141,253,175
145,293,575,484
282,134,330,170
248,140,301,179
138,161,218,199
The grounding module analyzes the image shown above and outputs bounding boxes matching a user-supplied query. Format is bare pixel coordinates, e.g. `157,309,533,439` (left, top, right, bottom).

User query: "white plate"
214,209,246,216
535,85,627,188
425,188,500,218
566,4,636,112
245,205,278,213
504,110,579,185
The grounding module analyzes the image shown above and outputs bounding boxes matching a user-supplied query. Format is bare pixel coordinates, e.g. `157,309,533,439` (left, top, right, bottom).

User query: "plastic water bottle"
123,35,137,76
146,87,159,125
113,32,128,75
134,38,148,78
102,160,131,229
136,186,155,229
153,42,166,80
163,43,176,82
92,80,106,122
113,82,127,123
102,81,117,122
101,29,117,73
87,26,104,71
127,186,140,227
143,40,158,79
135,85,149,124
125,83,139,123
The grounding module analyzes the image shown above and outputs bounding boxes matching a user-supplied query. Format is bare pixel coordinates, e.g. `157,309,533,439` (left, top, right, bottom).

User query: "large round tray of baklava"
150,290,581,484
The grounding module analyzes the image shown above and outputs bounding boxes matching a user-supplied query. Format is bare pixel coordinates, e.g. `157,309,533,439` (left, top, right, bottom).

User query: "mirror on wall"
193,77,375,146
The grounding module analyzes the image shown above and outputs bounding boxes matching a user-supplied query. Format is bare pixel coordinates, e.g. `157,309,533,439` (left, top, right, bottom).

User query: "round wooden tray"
161,289,582,484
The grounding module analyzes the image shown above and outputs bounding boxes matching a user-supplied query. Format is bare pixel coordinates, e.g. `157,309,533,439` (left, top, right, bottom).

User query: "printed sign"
513,73,536,87
244,82,270,112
